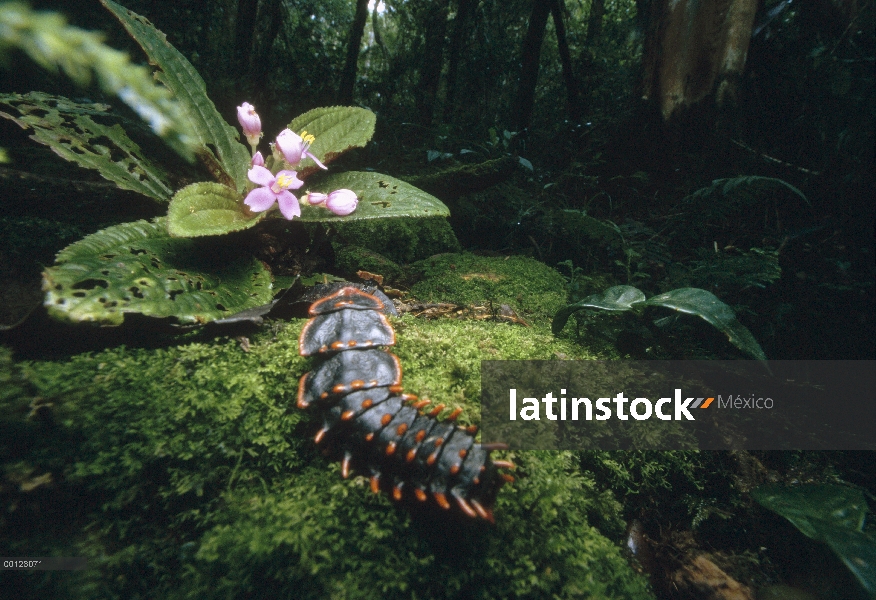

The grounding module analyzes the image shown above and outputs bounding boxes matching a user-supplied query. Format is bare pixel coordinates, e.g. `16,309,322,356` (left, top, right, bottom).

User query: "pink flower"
237,102,262,148
251,151,265,167
302,190,359,215
275,129,327,170
244,165,304,220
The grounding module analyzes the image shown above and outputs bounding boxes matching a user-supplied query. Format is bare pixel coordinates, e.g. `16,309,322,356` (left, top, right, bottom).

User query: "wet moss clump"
332,216,462,265
334,244,404,282
410,252,570,325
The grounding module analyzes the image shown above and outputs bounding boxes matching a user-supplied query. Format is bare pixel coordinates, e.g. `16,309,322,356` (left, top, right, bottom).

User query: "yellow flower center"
299,130,316,145
274,174,295,190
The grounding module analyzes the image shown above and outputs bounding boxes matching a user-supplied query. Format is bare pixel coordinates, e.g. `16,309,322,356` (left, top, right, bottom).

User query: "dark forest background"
1,0,873,360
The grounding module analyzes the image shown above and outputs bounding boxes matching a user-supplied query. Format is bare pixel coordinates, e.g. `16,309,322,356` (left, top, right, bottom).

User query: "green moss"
332,216,461,265
391,316,599,427
0,260,655,598
184,452,649,599
333,244,403,281
410,252,569,325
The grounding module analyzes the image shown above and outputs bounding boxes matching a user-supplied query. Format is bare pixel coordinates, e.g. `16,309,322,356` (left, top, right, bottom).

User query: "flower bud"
305,192,328,206
325,189,359,216
237,102,261,134
251,151,265,167
237,102,262,149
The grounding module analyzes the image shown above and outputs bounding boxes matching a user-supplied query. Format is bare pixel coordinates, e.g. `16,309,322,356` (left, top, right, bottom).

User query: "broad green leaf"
287,107,376,176
646,288,767,360
101,0,251,192
167,182,265,238
0,92,172,202
753,484,875,594
44,219,273,326
298,171,450,221
552,285,646,334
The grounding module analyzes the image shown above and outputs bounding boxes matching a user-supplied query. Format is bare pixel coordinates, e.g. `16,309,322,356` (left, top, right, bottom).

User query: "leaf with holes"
646,288,766,360
298,172,449,221
167,182,265,237
0,92,172,202
43,219,273,326
101,0,251,192
287,107,376,177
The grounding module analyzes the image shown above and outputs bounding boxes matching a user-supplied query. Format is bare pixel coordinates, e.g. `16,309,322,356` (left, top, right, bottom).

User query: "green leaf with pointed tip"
43,218,273,326
646,288,767,360
100,0,251,192
287,107,376,175
297,171,450,221
552,285,646,334
0,92,172,202
167,182,265,238
752,484,875,594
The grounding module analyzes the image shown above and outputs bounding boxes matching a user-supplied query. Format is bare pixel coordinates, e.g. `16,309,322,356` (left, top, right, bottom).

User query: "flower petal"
305,151,328,170
251,151,265,167
276,129,305,165
247,165,274,187
244,187,278,212
276,191,301,220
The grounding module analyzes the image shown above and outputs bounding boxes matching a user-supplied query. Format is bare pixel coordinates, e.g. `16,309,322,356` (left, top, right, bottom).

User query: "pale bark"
641,0,759,120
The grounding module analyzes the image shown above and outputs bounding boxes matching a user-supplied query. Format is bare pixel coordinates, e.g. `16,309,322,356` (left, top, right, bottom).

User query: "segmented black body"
297,286,513,521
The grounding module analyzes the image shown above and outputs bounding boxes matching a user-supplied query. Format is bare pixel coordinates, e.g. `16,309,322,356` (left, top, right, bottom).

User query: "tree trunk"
415,0,451,127
372,2,388,61
587,0,606,44
513,0,551,134
641,0,758,121
248,0,282,102
233,0,260,76
549,0,581,121
338,0,370,105
443,0,476,122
